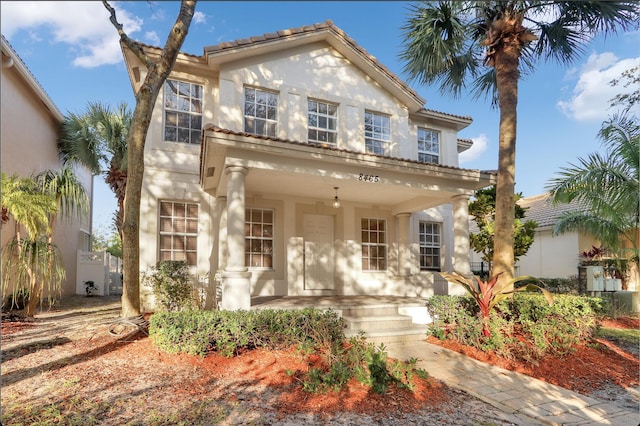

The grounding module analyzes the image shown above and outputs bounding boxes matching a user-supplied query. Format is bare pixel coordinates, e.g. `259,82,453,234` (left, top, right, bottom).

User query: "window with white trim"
244,87,278,137
364,111,390,155
245,208,274,269
164,79,203,144
159,201,199,266
308,100,338,144
418,128,440,164
419,221,441,271
361,218,387,271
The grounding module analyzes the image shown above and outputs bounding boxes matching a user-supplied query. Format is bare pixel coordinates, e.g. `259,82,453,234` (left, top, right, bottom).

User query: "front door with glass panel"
303,214,335,290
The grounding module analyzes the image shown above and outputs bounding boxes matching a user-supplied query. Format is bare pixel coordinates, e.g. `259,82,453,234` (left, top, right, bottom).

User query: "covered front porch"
200,127,495,310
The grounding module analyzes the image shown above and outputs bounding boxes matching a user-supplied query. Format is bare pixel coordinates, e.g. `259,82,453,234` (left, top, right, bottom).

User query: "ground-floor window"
419,221,441,271
159,201,198,265
245,208,273,269
361,218,387,271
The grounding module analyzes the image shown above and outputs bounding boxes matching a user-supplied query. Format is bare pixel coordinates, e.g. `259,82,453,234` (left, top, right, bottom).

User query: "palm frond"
35,166,90,223
1,173,56,238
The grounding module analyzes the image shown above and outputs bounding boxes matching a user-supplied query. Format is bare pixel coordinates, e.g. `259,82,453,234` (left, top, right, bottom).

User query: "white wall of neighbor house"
516,228,581,279
1,47,92,299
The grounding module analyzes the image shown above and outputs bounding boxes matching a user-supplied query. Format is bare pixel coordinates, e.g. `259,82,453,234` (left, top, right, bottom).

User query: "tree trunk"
111,0,196,318
491,43,520,286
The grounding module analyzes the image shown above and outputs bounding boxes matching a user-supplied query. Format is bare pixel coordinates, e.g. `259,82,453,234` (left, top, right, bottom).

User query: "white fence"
76,251,122,296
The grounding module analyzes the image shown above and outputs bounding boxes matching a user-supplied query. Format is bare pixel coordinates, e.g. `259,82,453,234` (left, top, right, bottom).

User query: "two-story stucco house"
1,36,93,300
121,21,496,311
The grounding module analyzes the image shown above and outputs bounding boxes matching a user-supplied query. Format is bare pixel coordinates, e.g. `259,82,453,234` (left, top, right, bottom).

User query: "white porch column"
396,213,411,276
221,166,251,310
216,196,228,272
452,194,471,276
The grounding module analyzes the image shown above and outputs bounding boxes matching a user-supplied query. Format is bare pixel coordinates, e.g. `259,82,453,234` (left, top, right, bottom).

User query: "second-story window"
308,100,337,145
364,111,390,155
418,128,440,164
164,79,202,144
244,87,278,137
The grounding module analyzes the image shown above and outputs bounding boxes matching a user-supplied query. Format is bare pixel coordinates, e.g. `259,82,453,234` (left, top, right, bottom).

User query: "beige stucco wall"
1,54,92,300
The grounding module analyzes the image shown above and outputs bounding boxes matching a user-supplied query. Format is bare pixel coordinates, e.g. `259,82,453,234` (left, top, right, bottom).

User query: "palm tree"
546,112,639,284
58,102,131,233
1,173,59,317
32,166,90,314
400,1,638,284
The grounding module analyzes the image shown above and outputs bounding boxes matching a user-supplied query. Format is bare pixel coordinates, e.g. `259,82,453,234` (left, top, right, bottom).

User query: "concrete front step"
343,314,415,331
345,324,429,344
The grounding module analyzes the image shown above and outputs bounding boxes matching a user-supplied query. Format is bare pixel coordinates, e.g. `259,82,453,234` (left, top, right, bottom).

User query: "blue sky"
2,1,638,234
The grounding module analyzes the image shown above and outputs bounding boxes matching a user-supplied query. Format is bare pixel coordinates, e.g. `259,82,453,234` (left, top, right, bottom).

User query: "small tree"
1,166,88,316
92,222,123,258
469,186,537,275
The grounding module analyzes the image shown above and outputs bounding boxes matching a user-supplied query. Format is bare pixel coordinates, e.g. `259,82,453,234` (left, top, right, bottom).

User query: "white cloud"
145,31,161,45
193,11,206,25
459,134,488,165
557,52,640,122
0,1,142,68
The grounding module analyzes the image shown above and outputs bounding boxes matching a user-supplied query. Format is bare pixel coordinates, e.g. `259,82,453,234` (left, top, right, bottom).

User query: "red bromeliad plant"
440,272,553,337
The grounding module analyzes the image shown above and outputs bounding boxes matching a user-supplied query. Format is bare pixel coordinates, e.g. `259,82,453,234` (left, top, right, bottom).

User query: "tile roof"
518,193,587,228
202,124,496,176
469,192,587,232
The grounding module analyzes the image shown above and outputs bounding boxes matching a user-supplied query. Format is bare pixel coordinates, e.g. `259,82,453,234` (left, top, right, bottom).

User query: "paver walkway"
385,340,640,426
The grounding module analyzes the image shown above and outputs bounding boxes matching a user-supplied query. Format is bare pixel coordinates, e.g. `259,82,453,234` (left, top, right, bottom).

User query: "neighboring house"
121,21,496,311
514,193,598,279
513,193,638,290
469,192,598,279
1,36,93,299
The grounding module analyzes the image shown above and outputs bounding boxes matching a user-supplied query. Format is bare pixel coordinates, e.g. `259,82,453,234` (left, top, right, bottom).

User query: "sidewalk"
385,340,640,426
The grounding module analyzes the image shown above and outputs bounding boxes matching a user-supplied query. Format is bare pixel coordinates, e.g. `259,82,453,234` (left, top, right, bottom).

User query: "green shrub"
149,309,428,395
149,308,347,357
426,293,606,362
142,260,197,312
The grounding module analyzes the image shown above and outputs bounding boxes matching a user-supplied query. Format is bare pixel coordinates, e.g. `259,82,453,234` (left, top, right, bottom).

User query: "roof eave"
2,36,64,122
204,22,425,111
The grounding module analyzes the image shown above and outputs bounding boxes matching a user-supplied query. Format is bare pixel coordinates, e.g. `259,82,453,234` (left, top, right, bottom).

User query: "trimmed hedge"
426,293,607,361
149,307,346,357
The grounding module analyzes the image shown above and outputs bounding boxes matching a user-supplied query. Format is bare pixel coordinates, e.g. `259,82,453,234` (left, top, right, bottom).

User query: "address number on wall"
358,173,380,183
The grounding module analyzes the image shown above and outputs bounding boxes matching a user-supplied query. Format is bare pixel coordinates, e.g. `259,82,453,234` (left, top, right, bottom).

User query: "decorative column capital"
225,165,248,176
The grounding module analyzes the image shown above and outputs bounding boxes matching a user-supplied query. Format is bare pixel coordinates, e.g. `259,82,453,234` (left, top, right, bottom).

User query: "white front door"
303,214,335,290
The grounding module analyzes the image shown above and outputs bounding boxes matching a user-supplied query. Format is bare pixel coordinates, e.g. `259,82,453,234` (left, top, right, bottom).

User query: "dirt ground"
1,295,638,425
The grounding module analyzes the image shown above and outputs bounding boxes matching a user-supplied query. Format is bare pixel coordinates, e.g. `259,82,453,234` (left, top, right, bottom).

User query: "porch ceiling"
201,128,495,213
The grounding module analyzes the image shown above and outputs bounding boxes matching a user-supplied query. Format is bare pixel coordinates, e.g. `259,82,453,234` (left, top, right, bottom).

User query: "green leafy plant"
142,260,196,312
440,272,553,337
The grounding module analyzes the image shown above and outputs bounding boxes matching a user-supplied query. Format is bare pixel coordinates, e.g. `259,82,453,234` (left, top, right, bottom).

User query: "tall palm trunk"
490,24,522,285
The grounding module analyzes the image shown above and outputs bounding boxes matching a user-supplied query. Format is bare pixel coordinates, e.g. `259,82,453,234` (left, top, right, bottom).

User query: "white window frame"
419,221,441,271
308,99,338,145
364,111,391,155
159,201,199,266
245,208,274,269
418,128,440,164
361,218,387,271
244,87,278,137
163,79,203,144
